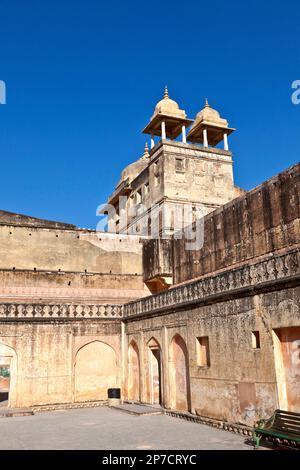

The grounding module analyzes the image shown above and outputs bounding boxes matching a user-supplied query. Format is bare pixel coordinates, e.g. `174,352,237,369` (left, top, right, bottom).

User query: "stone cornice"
124,248,300,320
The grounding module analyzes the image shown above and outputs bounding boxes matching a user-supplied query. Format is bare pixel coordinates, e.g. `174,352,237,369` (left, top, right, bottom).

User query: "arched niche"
128,340,140,402
74,340,117,402
0,342,17,408
147,337,162,405
169,334,191,411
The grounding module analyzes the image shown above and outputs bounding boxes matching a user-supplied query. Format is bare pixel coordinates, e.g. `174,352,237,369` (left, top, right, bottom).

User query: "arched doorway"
273,326,300,411
0,343,17,408
169,334,190,411
147,337,162,405
74,341,117,402
128,340,140,402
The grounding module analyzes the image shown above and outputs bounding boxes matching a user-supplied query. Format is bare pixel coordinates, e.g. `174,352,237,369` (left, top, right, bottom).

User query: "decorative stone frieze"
0,302,123,320
124,248,300,318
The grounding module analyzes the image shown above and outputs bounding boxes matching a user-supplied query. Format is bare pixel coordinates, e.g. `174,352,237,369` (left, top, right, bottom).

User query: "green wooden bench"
253,409,300,449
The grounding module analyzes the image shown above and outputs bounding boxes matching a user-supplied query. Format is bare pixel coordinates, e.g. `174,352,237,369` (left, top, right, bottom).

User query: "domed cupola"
117,143,150,187
142,86,193,146
187,99,235,149
152,86,184,119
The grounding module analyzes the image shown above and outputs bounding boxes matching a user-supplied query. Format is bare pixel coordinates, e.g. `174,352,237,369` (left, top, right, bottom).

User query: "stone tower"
107,88,244,237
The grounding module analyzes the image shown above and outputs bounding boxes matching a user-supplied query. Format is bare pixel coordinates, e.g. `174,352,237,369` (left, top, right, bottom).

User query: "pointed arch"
0,342,17,408
74,340,117,402
128,340,140,402
146,336,162,405
169,334,191,411
147,336,161,349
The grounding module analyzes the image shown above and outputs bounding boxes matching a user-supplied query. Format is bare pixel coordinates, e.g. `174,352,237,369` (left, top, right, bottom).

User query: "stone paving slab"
111,403,163,415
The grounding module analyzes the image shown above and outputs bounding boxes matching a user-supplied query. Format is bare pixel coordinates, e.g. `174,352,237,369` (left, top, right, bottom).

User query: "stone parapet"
173,162,300,284
124,248,300,318
150,140,232,161
0,303,123,320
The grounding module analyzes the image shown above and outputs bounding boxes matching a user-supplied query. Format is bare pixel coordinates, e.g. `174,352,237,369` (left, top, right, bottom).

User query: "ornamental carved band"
0,303,123,320
124,248,300,317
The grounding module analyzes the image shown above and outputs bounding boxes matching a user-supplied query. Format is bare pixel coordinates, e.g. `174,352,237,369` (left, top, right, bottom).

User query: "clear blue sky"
0,0,299,228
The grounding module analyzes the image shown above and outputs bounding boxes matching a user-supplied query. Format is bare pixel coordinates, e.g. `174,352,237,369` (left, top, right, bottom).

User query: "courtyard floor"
0,406,252,450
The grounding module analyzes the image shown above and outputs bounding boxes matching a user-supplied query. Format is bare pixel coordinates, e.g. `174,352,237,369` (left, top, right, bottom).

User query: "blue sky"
0,0,299,228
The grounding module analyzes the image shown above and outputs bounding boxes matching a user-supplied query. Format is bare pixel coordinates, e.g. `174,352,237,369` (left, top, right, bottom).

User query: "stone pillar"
182,125,186,144
161,121,166,140
139,330,147,403
162,326,170,409
121,321,126,400
203,128,208,147
151,134,155,149
224,132,229,151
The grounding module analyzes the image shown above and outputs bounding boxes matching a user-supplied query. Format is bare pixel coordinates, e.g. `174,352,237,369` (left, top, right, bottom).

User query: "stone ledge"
150,140,232,160
111,402,164,416
165,410,253,437
33,400,108,413
0,407,34,418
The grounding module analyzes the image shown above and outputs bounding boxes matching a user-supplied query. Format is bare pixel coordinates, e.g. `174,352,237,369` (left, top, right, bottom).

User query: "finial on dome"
205,98,210,108
164,85,169,99
142,141,149,159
